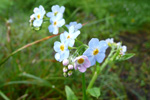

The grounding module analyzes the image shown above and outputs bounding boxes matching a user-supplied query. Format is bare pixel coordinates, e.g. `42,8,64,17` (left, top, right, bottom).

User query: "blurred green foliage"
0,0,150,99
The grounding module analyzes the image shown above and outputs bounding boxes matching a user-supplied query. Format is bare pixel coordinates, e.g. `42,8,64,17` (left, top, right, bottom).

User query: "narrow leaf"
0,90,10,100
118,53,135,61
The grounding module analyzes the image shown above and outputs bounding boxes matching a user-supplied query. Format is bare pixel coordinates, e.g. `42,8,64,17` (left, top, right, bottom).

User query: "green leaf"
65,85,78,100
87,87,101,99
118,53,135,61
0,90,10,100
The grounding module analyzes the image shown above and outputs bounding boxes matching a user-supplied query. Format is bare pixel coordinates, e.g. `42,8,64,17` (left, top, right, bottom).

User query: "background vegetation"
0,0,150,99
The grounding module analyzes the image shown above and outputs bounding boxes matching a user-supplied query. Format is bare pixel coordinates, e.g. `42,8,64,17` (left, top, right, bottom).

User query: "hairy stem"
82,73,87,100
86,48,115,93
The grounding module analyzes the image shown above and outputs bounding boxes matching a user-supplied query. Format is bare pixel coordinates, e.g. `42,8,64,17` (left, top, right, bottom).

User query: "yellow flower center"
54,12,58,16
60,45,65,51
108,42,111,46
67,35,70,39
77,58,84,64
93,48,99,55
37,14,41,19
54,21,57,26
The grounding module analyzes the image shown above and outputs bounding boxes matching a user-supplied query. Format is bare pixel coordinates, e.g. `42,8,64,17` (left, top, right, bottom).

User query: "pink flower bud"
68,71,72,76
63,67,67,73
68,64,74,70
62,59,69,66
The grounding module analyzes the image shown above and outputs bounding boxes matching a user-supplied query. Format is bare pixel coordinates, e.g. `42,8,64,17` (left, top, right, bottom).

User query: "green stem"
86,48,115,93
75,39,84,45
82,73,87,100
68,46,77,50
0,34,60,66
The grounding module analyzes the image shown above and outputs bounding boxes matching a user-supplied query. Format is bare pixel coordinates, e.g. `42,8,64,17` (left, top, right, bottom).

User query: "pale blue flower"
53,35,69,62
47,5,65,18
66,22,82,31
105,38,114,46
32,5,46,27
83,38,108,66
60,26,80,47
48,13,65,34
74,55,91,72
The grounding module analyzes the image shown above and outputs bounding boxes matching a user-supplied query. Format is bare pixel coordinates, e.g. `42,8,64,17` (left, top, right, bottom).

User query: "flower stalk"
86,48,115,94
82,73,87,100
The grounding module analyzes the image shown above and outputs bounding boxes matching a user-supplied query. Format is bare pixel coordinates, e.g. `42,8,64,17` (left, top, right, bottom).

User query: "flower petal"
68,39,75,47
88,38,99,49
57,19,65,27
88,56,96,66
33,7,39,13
69,26,74,34
83,48,93,56
72,31,80,39
54,41,61,52
60,6,65,13
60,33,66,42
53,27,58,34
99,40,108,52
46,12,53,17
33,20,42,27
60,50,69,62
95,53,105,63
78,65,87,73
82,56,91,68
48,25,54,33
56,13,63,20
52,5,59,12
55,53,60,62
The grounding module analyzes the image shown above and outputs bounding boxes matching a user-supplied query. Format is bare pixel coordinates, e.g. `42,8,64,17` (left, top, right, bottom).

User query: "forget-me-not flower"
32,5,46,27
116,42,127,55
54,35,69,62
105,38,114,46
60,26,80,47
48,13,65,34
66,22,82,31
83,38,108,66
47,5,65,18
74,55,91,72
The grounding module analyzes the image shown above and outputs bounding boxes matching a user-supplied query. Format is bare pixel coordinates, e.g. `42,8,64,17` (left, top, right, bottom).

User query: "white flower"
31,5,46,27
116,42,127,55
53,35,69,62
116,42,121,48
29,14,35,23
120,45,127,55
60,26,80,47
105,38,114,46
66,22,82,31
48,13,65,34
47,5,65,18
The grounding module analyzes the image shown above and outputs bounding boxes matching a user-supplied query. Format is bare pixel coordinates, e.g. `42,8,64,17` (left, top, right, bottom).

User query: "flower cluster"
105,38,127,56
30,5,129,77
62,59,74,77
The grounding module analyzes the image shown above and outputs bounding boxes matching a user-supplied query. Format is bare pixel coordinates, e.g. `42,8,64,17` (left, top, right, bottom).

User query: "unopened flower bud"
62,59,69,66
68,71,72,76
68,64,74,70
63,72,67,77
63,67,67,73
